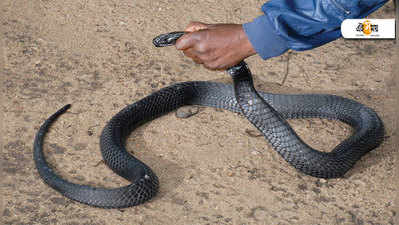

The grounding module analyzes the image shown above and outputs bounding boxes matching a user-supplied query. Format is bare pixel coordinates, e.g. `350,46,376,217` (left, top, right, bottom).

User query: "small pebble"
251,150,260,155
319,178,327,183
175,106,200,118
245,129,262,137
226,171,234,177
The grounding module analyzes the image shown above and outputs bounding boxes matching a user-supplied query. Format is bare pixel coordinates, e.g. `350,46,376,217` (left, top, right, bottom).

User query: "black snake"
33,32,384,208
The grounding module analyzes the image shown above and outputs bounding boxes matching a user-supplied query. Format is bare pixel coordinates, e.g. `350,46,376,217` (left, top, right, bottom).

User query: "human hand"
175,21,256,70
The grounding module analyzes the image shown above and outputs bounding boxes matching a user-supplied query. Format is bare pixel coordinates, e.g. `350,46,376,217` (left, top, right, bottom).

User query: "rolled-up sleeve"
243,0,389,60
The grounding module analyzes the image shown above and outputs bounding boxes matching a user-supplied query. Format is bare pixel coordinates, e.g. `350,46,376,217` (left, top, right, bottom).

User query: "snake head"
227,61,251,79
153,31,186,47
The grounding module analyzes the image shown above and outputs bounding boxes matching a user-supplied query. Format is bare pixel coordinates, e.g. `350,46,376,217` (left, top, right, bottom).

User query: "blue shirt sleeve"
243,0,389,60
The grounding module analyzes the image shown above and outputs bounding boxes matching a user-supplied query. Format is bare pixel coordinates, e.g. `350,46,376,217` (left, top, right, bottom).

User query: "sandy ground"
1,0,398,224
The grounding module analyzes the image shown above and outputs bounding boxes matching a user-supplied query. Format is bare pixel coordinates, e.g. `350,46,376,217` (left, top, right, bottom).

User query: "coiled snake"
33,32,384,208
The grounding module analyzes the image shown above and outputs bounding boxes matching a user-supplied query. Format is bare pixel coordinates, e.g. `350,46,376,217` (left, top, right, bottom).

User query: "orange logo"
356,20,378,35
362,20,372,35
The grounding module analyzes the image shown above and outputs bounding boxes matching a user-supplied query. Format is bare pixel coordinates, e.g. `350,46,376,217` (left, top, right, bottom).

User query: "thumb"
175,32,198,50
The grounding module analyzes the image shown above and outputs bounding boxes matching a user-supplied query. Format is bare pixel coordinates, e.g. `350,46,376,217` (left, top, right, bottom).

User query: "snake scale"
33,32,384,208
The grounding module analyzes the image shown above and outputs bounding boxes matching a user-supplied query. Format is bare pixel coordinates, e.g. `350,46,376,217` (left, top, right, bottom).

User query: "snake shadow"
121,75,393,202
212,75,395,180
124,122,186,201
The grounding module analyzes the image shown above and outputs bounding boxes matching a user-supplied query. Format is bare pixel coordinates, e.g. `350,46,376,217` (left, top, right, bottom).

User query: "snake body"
34,32,384,208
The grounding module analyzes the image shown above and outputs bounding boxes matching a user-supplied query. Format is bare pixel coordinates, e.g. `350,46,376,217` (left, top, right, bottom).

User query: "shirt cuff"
243,15,289,60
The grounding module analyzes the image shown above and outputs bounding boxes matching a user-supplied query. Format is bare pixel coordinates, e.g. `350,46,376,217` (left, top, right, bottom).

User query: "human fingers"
182,48,203,64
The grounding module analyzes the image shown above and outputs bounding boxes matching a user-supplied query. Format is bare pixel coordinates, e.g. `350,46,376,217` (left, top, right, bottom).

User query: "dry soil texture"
1,0,398,225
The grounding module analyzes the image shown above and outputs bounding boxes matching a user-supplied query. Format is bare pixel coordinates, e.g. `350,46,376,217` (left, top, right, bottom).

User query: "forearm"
244,0,389,60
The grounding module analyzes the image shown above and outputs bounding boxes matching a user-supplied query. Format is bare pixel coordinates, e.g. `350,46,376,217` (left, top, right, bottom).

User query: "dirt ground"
1,0,398,224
